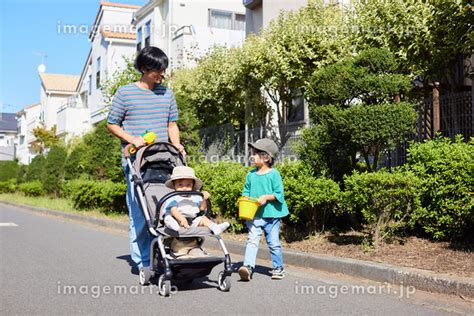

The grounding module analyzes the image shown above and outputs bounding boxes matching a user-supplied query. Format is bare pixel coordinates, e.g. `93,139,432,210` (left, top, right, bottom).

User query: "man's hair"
134,46,169,74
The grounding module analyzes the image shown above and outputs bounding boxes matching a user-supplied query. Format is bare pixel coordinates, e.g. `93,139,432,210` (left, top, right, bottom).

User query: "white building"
245,0,353,35
0,113,18,161
39,73,81,131
133,0,246,70
15,103,41,164
82,1,140,125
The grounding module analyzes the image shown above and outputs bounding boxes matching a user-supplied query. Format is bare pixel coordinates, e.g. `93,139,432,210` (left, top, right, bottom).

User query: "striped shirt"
107,82,179,166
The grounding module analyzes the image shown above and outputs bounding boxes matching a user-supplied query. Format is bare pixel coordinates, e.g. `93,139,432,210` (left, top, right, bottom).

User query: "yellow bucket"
238,197,260,220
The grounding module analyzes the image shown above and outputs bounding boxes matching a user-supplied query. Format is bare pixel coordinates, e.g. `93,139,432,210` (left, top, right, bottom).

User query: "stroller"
124,142,232,296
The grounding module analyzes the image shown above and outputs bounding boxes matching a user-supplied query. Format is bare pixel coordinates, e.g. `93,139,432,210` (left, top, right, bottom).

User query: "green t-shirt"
242,168,289,219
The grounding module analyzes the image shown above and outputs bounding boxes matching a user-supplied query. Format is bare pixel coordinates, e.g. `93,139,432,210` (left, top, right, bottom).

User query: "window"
81,92,88,108
137,27,142,51
210,10,232,30
209,9,245,31
234,14,245,31
88,74,92,95
96,57,101,89
145,21,151,47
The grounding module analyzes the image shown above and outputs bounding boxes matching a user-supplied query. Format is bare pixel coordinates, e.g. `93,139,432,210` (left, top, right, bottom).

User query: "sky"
0,0,146,114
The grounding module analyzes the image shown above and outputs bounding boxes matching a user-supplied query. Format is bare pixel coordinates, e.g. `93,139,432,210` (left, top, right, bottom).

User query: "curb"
3,201,473,298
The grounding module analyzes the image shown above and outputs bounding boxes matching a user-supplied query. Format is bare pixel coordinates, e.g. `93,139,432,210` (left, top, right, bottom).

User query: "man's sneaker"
271,266,286,279
238,265,253,281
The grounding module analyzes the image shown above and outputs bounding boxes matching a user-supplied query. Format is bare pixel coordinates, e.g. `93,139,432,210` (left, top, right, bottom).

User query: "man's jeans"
243,218,283,269
125,166,152,269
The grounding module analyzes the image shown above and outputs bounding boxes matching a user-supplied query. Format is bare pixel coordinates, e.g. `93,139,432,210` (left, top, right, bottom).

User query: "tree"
306,48,411,107
101,57,140,106
31,123,60,154
81,121,123,182
254,0,352,142
26,155,46,182
298,48,416,179
352,0,473,90
43,145,67,196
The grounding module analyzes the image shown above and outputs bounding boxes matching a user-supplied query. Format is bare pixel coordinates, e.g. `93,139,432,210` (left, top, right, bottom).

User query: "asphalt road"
1,203,472,315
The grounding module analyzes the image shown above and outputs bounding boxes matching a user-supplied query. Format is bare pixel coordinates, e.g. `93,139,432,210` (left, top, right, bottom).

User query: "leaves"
404,136,474,239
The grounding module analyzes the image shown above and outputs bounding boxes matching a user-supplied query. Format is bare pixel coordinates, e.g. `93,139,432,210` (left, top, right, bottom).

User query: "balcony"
57,97,90,138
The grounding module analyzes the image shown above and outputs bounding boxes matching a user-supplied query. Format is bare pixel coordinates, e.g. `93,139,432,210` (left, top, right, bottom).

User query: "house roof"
16,103,40,117
101,30,137,40
39,73,80,93
0,113,17,132
89,1,141,41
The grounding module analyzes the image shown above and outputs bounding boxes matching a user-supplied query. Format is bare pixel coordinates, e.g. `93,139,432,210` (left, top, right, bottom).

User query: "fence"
198,121,307,163
198,91,473,167
382,90,473,169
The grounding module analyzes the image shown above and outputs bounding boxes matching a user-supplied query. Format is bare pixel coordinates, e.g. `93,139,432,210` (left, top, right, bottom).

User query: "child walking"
238,138,289,281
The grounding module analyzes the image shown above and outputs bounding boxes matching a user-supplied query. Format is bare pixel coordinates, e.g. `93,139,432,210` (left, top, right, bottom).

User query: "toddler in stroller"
162,166,230,235
124,142,232,296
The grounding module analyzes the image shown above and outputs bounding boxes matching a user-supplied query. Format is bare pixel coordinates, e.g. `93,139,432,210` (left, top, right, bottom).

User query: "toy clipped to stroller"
124,142,232,296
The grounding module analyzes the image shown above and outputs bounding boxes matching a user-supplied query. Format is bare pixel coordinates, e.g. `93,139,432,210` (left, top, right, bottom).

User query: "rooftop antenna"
33,51,47,73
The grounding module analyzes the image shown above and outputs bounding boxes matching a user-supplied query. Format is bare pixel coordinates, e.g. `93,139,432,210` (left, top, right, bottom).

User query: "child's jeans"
243,217,283,269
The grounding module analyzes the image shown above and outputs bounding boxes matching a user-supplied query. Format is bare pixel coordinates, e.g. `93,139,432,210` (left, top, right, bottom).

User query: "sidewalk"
3,201,473,299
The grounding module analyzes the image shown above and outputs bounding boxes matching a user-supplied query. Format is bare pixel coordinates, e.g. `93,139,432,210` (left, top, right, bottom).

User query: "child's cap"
248,138,279,159
165,166,203,190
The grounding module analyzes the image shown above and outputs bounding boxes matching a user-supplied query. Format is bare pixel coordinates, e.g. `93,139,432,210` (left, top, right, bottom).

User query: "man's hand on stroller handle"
130,136,146,148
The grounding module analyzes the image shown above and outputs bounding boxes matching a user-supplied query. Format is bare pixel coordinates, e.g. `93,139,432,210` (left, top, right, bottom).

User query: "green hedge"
192,162,250,232
404,135,474,240
277,161,341,231
0,179,17,193
18,181,44,197
0,161,19,182
66,180,127,213
343,170,421,246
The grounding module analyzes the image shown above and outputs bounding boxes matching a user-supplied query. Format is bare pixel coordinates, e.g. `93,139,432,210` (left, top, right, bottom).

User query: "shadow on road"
116,254,139,275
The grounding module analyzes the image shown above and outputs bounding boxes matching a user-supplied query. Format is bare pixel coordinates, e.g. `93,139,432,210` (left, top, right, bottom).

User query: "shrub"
192,162,250,232
26,155,46,182
18,181,44,197
81,121,123,182
68,180,127,213
0,179,17,193
277,161,341,232
343,170,421,247
404,136,474,240
43,145,67,196
65,143,90,181
0,161,19,182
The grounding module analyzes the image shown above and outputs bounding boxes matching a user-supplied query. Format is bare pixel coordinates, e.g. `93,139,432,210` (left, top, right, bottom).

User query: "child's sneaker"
271,266,286,279
238,265,253,281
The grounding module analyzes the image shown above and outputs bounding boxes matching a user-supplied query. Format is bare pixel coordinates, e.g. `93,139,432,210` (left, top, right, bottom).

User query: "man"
107,46,185,280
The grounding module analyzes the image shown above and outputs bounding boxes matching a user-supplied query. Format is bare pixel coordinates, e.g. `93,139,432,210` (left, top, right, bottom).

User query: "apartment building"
15,103,41,164
82,1,141,125
133,0,246,70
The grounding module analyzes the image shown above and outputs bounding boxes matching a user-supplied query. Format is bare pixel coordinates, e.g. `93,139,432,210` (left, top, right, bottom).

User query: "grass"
0,193,129,223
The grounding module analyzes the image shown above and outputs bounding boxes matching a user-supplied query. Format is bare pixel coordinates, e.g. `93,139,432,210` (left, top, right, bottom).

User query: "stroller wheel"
158,274,171,297
217,271,231,292
139,267,151,286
